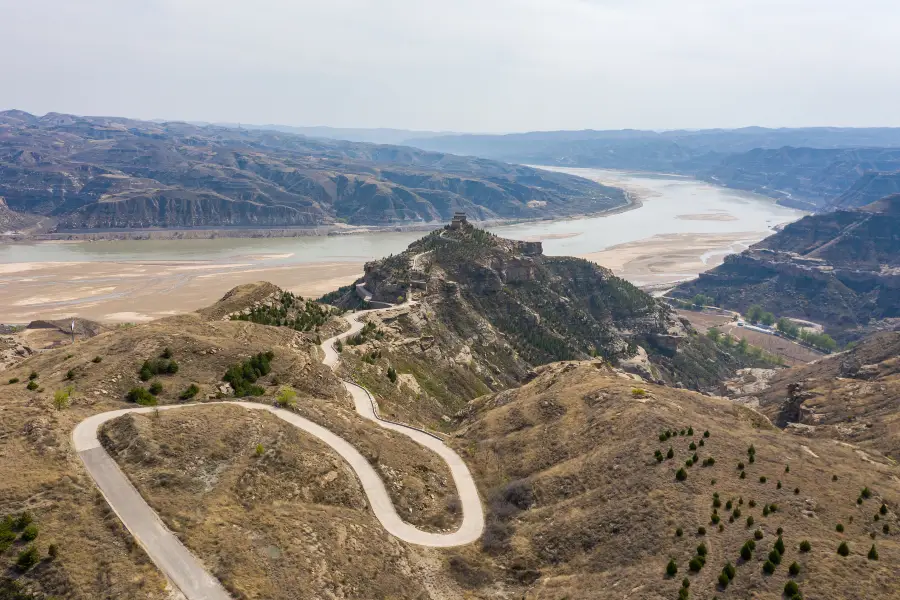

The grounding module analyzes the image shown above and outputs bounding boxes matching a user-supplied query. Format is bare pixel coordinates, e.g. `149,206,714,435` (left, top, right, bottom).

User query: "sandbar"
580,232,761,287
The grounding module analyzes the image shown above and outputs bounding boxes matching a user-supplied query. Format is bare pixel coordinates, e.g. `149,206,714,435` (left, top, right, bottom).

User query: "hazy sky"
2,0,899,132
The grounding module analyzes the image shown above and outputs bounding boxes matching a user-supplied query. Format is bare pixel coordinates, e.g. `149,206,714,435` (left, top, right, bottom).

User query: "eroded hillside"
446,361,900,599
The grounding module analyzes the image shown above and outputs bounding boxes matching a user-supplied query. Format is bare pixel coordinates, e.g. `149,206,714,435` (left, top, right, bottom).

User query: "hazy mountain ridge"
0,110,626,230
408,127,900,210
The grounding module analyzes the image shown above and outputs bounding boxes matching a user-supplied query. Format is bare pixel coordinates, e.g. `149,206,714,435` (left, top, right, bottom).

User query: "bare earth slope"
0,110,627,230
446,360,900,600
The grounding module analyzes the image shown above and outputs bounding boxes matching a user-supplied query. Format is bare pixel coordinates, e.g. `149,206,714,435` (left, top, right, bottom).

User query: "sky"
2,0,899,132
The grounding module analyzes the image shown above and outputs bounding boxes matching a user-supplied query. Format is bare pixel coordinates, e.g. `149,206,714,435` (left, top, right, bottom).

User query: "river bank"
0,169,804,324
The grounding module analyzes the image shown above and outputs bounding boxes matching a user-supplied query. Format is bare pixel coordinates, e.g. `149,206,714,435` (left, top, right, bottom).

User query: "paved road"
72,298,484,599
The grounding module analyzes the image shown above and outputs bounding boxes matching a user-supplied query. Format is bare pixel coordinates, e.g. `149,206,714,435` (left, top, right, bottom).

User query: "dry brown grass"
445,360,900,600
101,405,440,600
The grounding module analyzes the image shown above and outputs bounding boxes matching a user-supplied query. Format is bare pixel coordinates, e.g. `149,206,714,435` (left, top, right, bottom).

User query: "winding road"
72,300,484,600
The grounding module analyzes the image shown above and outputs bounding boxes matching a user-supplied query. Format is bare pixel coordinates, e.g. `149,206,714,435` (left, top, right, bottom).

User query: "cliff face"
674,199,900,341
0,110,628,230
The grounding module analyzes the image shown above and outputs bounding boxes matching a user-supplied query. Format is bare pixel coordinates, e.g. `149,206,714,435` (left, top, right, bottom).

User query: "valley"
0,221,898,600
0,170,801,323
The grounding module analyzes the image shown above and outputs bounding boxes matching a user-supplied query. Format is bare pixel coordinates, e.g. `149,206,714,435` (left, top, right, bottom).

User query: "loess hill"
323,223,777,431
444,360,900,600
673,195,900,344
0,110,626,231
0,284,461,599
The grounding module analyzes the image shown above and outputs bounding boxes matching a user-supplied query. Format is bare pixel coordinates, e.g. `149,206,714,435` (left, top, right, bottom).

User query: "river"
0,169,804,323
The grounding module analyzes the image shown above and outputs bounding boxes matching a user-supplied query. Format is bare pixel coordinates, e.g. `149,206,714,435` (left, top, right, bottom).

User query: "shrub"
759,476,767,483
678,589,688,600
775,536,785,554
718,523,725,532
832,474,838,481
777,527,783,535
836,523,844,533
275,387,297,408
762,505,770,517
789,561,800,576
8,377,19,384
703,430,710,438
749,499,756,508
737,461,745,470
148,381,163,395
140,358,179,380
688,557,704,572
675,527,683,537
857,497,863,505
794,487,800,495
784,581,799,596
723,562,735,580
685,458,694,467
725,499,732,510
15,512,33,530
861,487,872,499
666,559,678,576
21,524,38,541
741,543,752,560
682,577,690,589
733,507,742,519
884,524,890,534
697,543,708,557
711,514,720,525
785,464,790,473
659,433,666,442
740,471,746,479
667,447,674,459
713,497,722,508
679,428,686,436
126,387,157,406
65,369,75,380
874,513,880,522
676,468,688,481
777,480,782,489
704,457,715,467
47,543,58,559
26,380,39,391
689,442,697,450
746,516,754,527
223,351,274,397
697,526,706,535
717,572,730,588
53,388,71,410
161,347,173,359
762,560,775,574
799,540,811,552
28,371,38,380
837,542,849,556
92,356,102,363
688,427,694,436
179,384,200,400
755,529,764,540
880,503,888,515
632,388,647,398
16,545,40,571
768,549,781,565
255,443,264,456
868,544,879,560
769,503,778,513
749,455,755,464
699,439,705,447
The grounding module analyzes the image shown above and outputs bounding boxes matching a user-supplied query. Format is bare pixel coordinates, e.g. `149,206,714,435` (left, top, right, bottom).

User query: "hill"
408,128,900,210
321,223,782,431
729,332,900,460
0,110,626,232
443,360,900,599
672,197,900,343
832,172,900,209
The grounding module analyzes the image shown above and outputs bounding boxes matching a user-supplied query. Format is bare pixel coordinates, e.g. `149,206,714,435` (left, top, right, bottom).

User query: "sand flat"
580,232,760,286
0,259,363,323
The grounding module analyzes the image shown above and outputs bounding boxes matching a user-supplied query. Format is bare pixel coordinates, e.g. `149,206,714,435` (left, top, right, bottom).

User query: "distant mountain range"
0,111,625,231
402,127,900,211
